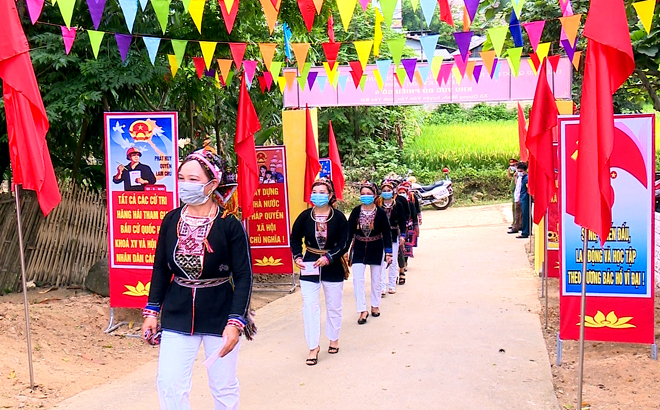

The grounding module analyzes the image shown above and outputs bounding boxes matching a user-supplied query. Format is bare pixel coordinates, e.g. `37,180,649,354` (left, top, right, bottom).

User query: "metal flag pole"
15,184,35,389
544,214,549,330
576,229,589,410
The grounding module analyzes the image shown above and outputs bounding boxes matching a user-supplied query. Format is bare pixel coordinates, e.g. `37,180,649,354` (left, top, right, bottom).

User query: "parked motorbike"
409,168,453,210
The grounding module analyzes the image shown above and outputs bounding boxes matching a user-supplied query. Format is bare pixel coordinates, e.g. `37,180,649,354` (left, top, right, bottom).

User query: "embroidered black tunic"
396,195,410,228
347,206,393,265
147,208,253,336
290,208,349,283
382,200,407,242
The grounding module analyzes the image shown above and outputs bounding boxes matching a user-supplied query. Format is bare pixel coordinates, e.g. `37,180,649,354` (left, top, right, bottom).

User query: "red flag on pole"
304,106,320,204
574,0,634,245
517,102,529,163
235,75,261,220
327,120,345,200
1,0,60,215
526,60,558,225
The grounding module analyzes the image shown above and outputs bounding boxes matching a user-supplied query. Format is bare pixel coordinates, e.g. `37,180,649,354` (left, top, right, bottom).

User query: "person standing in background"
516,162,530,239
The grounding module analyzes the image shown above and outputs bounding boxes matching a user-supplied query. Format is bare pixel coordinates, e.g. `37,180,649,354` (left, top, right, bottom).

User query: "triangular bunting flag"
395,67,406,86
506,47,522,77
536,42,550,64
410,0,419,11
373,70,384,89
452,66,463,84
420,0,437,26
338,75,349,91
259,0,281,35
182,0,191,12
171,40,188,67
88,30,105,59
168,54,179,77
558,0,573,16
328,13,335,42
193,56,206,79
561,39,576,62
473,64,483,83
215,71,223,89
199,41,216,69
376,59,392,83
492,59,502,80
348,61,363,87
244,60,258,85
453,31,473,61
139,0,149,10
115,33,132,63
308,71,319,89
453,54,468,77
26,0,45,24
380,0,398,27
487,26,508,57
317,75,327,92
522,20,545,52
465,60,476,80
438,63,452,85
336,0,359,31
259,43,277,70
57,0,76,28
229,43,247,70
297,62,312,89
463,0,479,22
387,38,406,67
509,11,523,47
438,0,454,26
188,0,206,33
401,58,417,82
278,76,287,93
298,0,316,32
322,62,339,85
61,26,77,55
418,64,431,83
359,0,369,11
374,8,384,56
258,76,267,93
313,0,324,13
87,0,107,29
633,0,655,35
263,71,274,90
226,0,236,13
479,50,496,75
430,57,444,80
420,34,439,64
529,52,541,73
354,40,373,69
511,0,525,18
284,70,297,90
151,0,171,34
359,75,367,91
558,14,581,47
118,0,138,33
219,0,240,34
291,43,311,68
217,59,233,82
572,51,581,70
225,70,234,85
269,61,283,78
413,71,424,88
142,37,161,65
547,55,560,72
463,5,471,31
323,42,342,70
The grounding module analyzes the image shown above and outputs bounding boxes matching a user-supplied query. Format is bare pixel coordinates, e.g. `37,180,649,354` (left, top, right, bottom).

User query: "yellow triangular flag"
452,66,462,84
336,0,359,31
536,42,550,64
373,70,384,90
633,0,655,35
168,54,179,77
226,0,235,12
214,71,222,89
374,8,384,56
291,43,310,69
259,43,277,70
199,41,216,69
278,76,287,93
431,56,444,79
189,0,206,34
323,61,339,84
354,40,373,69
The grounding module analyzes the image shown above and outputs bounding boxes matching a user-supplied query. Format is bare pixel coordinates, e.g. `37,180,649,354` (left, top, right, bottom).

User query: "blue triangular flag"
419,34,439,64
317,76,327,92
338,75,349,91
419,0,437,27
417,64,431,83
118,0,138,33
142,37,161,65
509,11,524,48
245,72,253,90
139,0,149,10
493,60,502,80
376,59,392,83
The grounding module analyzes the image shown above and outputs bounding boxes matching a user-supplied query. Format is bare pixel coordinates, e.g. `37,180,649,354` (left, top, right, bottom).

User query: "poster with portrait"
559,114,655,344
319,158,332,179
104,112,179,308
247,146,294,274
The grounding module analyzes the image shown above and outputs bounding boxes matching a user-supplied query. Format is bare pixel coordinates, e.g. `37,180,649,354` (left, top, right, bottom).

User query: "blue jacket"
520,174,529,203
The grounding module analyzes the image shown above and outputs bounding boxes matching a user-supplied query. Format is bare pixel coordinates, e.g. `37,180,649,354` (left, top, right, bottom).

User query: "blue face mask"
360,195,375,205
179,181,213,205
381,191,393,200
310,193,329,207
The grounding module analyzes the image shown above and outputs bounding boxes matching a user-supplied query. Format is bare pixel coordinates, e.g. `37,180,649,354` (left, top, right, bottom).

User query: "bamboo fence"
0,183,108,292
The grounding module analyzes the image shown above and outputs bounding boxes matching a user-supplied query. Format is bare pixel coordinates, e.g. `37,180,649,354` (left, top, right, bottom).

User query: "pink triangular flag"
26,0,45,24
453,54,468,77
243,60,259,84
61,26,77,55
359,0,369,11
437,63,453,85
522,21,545,53
263,71,274,90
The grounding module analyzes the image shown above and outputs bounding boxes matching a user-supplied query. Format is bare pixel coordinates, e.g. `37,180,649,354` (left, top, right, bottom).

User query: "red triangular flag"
574,0,635,245
517,102,529,163
529,53,541,72
328,120,345,200
437,0,454,27
219,0,240,34
235,75,262,220
297,0,316,33
229,42,247,70
526,60,558,225
348,61,363,88
258,75,267,93
1,0,60,215
547,55,560,73
304,106,321,203
328,13,335,43
322,42,341,70
192,56,206,79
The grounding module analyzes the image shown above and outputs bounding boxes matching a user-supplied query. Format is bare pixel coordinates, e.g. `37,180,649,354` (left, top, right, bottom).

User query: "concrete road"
55,204,559,410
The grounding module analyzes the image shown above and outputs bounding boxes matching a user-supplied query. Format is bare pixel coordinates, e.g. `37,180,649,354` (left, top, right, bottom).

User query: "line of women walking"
290,178,422,366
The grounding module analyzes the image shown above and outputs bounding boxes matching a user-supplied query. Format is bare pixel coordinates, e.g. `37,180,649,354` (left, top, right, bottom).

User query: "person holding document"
290,178,349,366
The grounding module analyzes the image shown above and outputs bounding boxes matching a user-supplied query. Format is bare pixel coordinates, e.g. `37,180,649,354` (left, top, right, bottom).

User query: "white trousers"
381,241,399,291
300,280,344,350
352,263,382,312
157,330,241,410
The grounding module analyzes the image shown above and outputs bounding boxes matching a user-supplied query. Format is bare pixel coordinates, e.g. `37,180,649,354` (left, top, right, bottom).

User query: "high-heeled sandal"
328,346,339,354
398,274,406,285
357,311,369,325
306,347,320,366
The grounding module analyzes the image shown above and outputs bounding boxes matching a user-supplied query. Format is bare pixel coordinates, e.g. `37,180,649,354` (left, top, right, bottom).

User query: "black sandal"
357,312,369,325
398,274,406,285
371,309,380,317
306,348,319,366
328,346,339,354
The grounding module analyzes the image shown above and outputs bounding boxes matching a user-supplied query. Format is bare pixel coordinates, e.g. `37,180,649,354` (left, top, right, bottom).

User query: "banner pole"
15,184,35,389
544,214,549,330
576,229,589,410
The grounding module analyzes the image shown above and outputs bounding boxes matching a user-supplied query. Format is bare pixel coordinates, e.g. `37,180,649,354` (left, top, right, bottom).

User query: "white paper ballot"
301,262,320,276
203,337,227,369
129,170,141,186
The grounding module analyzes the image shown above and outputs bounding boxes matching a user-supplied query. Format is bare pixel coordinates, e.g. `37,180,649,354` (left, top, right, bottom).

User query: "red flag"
304,106,320,204
1,0,60,215
526,60,558,225
327,12,335,43
574,0,634,245
517,102,529,162
327,120,345,200
437,0,454,27
235,75,261,220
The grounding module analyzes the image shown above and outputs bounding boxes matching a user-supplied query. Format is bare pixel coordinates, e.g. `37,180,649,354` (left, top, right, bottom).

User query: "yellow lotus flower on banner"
123,281,151,297
254,256,284,267
578,311,635,329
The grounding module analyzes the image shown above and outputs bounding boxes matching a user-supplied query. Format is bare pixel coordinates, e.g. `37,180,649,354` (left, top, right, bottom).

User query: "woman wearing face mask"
290,178,349,366
141,148,255,410
377,180,407,296
347,182,392,324
395,182,411,284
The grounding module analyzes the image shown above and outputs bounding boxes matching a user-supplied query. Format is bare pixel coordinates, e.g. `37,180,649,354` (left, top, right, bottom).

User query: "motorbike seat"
421,181,446,191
